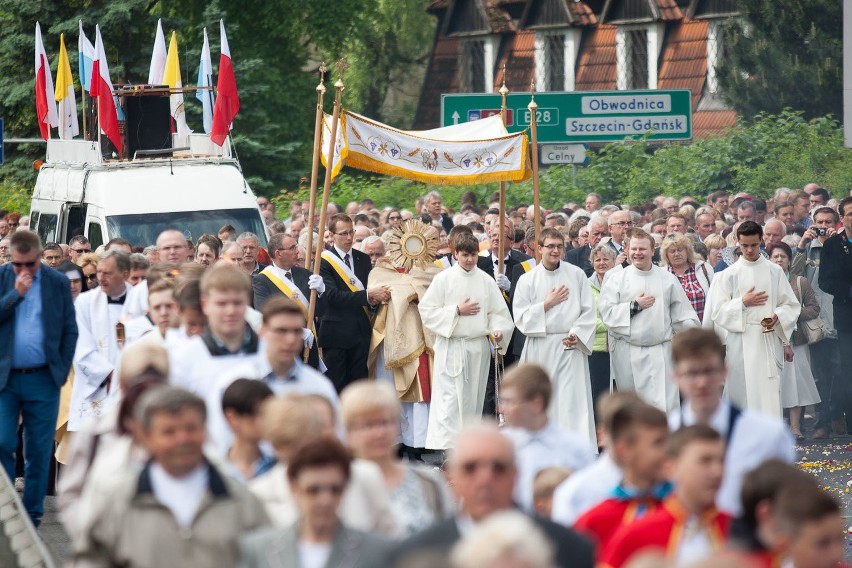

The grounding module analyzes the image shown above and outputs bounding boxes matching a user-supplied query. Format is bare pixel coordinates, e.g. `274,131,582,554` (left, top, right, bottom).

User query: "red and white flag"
34,22,59,140
211,20,239,146
90,25,122,153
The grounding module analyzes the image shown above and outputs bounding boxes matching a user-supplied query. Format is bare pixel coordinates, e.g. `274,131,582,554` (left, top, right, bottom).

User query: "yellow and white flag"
163,31,191,143
54,33,79,140
322,111,529,185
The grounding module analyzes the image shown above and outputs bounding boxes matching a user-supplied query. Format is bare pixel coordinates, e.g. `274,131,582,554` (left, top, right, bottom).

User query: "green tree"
717,0,842,121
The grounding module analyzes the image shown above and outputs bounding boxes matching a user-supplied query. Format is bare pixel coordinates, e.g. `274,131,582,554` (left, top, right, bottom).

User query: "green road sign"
441,90,692,143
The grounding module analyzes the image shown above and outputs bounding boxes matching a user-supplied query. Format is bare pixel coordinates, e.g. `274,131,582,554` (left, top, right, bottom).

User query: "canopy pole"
305,59,346,362
497,65,508,275
304,63,327,272
81,89,88,140
528,81,541,262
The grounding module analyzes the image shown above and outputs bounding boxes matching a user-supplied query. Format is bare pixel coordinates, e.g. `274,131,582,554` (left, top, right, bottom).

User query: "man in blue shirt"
0,230,77,526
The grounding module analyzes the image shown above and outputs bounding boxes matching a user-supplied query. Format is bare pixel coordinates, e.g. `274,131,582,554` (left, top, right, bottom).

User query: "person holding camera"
792,206,842,438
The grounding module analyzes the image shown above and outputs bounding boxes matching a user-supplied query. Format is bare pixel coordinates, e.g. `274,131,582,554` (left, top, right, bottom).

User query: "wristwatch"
630,300,642,317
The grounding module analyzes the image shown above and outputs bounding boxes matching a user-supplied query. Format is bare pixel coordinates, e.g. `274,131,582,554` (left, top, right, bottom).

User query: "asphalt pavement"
35,432,852,564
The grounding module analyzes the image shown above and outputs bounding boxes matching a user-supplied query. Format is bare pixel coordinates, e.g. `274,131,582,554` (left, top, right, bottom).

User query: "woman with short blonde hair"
660,234,713,321
341,380,453,537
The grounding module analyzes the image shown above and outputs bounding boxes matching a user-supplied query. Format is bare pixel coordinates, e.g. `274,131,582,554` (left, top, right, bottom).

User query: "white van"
29,136,267,249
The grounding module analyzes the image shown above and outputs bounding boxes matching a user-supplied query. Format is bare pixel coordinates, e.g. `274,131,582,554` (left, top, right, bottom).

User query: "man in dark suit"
388,424,595,567
477,220,530,415
253,233,325,369
318,214,389,392
567,217,609,277
0,230,77,526
819,197,852,429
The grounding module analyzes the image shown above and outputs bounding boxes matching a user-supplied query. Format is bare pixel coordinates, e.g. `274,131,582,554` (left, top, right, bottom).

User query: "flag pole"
497,65,508,276
305,59,346,363
528,80,541,263
82,89,87,140
304,62,327,271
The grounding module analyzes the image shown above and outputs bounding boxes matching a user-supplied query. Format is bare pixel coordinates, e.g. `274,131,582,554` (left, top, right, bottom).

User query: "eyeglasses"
303,483,345,496
72,248,91,254
459,459,512,476
610,221,633,227
388,216,401,221
335,230,355,237
277,245,298,252
86,274,98,281
11,261,37,268
542,243,565,251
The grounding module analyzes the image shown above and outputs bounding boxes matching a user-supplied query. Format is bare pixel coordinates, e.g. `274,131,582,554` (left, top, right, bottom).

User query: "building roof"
415,0,737,138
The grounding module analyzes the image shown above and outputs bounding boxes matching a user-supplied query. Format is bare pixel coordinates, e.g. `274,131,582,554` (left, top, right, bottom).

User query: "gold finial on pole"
305,58,346,362
317,62,328,94
528,80,541,261
497,64,509,278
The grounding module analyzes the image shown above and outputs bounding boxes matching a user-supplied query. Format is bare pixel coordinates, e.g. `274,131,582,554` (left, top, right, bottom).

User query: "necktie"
344,254,351,269
285,271,293,282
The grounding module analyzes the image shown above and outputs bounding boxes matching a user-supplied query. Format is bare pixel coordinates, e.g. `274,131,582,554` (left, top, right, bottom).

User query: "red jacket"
600,497,732,568
574,495,664,555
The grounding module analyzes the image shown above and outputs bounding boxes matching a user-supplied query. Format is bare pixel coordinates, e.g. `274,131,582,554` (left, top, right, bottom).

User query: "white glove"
308,274,326,296
495,272,511,291
302,327,315,349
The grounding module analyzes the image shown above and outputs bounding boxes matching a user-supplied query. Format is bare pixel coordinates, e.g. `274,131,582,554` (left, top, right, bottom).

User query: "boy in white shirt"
499,363,596,512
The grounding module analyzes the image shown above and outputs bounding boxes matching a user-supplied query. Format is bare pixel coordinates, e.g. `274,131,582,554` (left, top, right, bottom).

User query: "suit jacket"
318,248,373,350
566,244,594,277
239,523,390,568
388,514,595,568
0,264,78,390
818,231,852,332
252,265,323,368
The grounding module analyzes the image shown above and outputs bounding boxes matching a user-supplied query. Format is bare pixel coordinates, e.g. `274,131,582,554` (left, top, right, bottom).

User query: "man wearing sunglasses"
390,423,594,567
67,235,92,264
0,230,78,527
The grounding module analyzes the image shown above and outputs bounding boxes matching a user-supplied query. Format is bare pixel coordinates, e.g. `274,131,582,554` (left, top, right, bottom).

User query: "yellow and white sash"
259,266,310,320
321,250,365,292
435,256,453,270
520,258,536,273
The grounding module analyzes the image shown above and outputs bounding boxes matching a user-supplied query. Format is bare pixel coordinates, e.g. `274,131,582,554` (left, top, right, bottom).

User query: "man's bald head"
156,230,189,266
763,219,786,248
447,423,517,521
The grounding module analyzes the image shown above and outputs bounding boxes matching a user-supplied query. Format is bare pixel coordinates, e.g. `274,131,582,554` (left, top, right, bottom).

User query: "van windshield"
107,208,267,247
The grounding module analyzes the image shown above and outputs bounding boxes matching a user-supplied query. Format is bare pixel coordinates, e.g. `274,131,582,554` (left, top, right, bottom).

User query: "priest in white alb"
418,232,514,451
512,228,598,448
598,229,699,412
70,251,131,432
705,221,800,418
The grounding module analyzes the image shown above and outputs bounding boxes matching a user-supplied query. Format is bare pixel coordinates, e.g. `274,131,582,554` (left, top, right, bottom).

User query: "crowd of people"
0,182,851,568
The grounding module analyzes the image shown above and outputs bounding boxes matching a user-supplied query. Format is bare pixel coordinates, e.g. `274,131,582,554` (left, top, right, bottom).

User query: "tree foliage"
282,111,852,212
0,0,435,205
717,0,842,121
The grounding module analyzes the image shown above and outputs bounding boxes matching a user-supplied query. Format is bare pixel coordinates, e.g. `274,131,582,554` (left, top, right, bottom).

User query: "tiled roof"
495,31,536,91
569,2,599,26
655,0,683,20
575,26,618,91
694,110,736,138
657,20,708,108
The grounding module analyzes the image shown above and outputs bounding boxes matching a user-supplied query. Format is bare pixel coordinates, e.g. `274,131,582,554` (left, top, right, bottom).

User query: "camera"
814,227,827,237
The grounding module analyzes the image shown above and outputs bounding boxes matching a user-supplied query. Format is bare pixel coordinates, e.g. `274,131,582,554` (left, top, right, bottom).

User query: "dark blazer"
240,523,389,568
566,244,594,277
317,248,373,349
476,248,530,281
388,515,595,568
0,264,78,390
818,231,852,332
252,265,324,368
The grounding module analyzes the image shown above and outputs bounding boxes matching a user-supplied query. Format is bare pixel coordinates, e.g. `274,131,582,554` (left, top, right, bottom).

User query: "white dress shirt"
669,398,796,515
504,422,596,512
550,450,622,526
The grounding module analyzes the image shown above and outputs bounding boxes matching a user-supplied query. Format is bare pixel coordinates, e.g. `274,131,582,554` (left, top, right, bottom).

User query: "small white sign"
541,143,588,165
